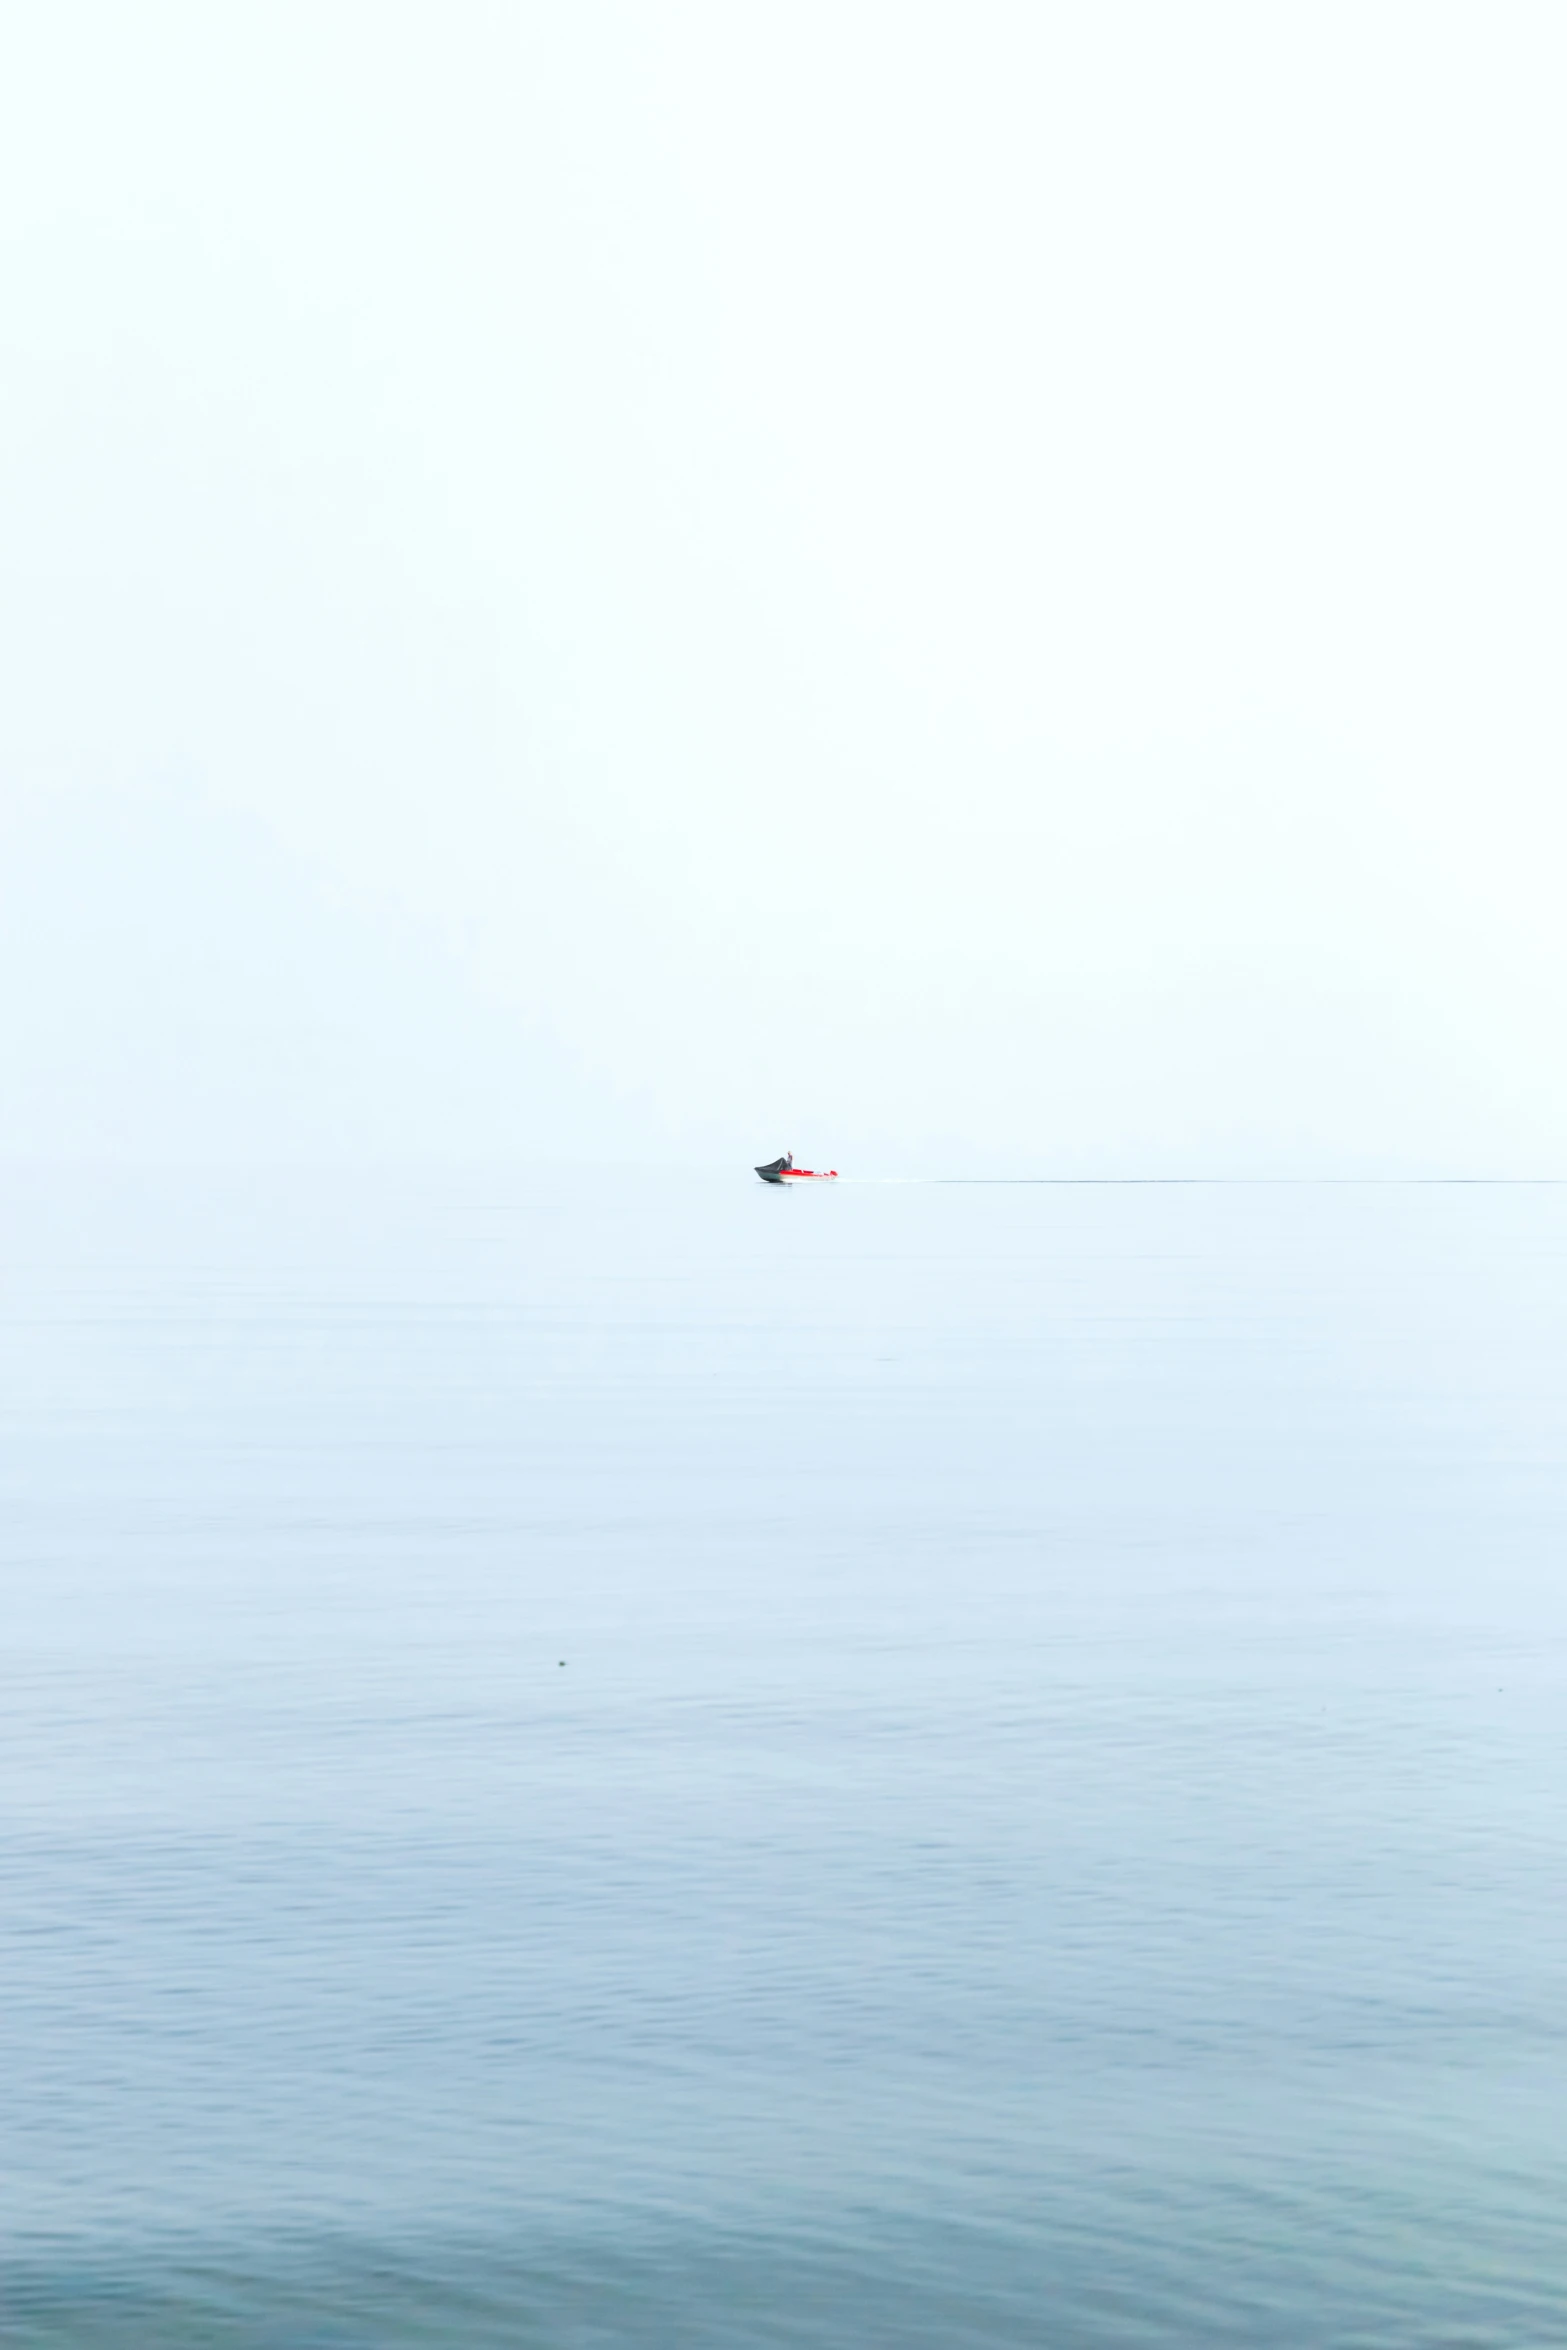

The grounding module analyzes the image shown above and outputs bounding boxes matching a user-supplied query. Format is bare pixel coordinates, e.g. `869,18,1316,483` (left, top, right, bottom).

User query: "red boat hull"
755,1154,837,1183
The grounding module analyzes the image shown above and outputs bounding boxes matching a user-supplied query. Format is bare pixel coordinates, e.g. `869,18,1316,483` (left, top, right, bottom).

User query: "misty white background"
1,1,1562,1171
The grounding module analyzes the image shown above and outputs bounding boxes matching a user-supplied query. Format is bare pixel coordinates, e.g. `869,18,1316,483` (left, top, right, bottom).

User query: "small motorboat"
755,1153,838,1183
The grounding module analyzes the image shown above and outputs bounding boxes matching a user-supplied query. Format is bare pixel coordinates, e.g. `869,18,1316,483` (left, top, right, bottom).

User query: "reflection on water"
4,1169,1566,2345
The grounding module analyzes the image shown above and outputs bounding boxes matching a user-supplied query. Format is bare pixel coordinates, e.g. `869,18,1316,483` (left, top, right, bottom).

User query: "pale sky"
2,1,1563,1170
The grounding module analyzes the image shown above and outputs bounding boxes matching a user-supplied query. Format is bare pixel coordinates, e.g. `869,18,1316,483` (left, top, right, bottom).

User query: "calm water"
4,1168,1567,2346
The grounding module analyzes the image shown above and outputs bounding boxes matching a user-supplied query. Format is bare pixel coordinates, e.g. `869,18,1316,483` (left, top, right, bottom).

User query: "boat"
755,1153,838,1183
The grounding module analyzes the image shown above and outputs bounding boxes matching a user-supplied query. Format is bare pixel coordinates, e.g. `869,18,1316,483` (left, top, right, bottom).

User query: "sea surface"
4,1167,1567,2347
